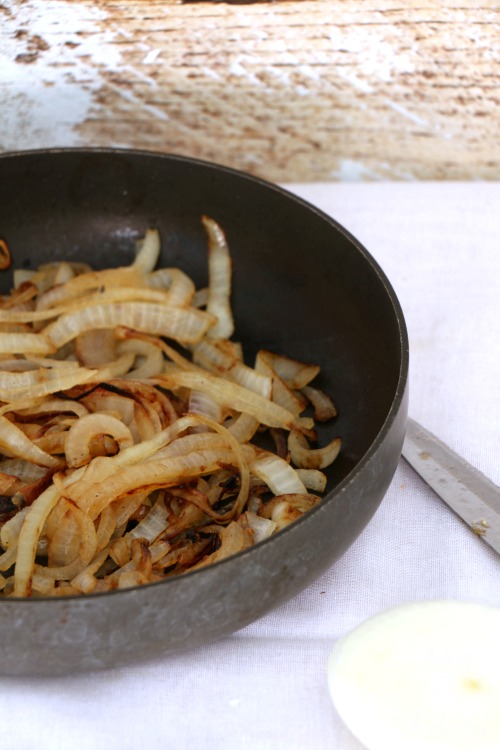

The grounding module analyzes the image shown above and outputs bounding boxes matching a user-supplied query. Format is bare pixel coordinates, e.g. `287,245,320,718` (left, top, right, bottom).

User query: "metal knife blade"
402,417,500,555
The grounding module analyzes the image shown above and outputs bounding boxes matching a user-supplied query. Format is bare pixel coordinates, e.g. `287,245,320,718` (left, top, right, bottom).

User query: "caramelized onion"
0,217,342,597
64,413,135,468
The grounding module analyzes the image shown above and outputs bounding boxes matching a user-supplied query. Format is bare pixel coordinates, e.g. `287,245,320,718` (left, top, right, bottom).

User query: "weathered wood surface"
1,1,499,181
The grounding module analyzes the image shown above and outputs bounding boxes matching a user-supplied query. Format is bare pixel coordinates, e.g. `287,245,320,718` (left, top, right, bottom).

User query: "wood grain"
1,0,499,181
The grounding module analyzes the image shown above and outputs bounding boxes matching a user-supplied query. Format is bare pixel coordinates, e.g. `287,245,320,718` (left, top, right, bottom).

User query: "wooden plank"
1,0,499,181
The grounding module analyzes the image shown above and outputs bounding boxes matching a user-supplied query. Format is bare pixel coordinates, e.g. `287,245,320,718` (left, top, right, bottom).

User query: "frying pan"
0,149,409,676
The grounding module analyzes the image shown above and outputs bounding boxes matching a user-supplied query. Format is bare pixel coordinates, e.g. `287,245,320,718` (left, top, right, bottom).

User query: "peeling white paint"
143,49,162,65
0,0,495,182
335,70,374,94
0,0,119,150
228,59,263,87
201,66,222,81
107,84,169,122
360,41,416,82
297,64,323,83
386,100,429,127
330,159,385,181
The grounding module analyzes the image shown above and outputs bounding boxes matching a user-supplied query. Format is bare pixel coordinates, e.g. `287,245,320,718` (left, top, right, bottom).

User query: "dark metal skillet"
0,149,408,676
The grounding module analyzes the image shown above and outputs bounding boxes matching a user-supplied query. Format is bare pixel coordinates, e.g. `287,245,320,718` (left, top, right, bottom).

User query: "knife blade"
402,417,500,555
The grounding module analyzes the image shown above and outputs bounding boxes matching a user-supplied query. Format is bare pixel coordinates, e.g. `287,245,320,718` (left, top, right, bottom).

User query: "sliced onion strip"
65,413,135,468
44,302,215,348
1,217,342,598
288,430,341,470
202,216,234,339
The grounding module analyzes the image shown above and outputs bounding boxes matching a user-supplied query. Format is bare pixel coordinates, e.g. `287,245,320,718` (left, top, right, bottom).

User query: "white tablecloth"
1,182,499,750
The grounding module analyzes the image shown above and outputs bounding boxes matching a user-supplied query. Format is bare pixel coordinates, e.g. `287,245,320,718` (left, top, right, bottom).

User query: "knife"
402,417,500,555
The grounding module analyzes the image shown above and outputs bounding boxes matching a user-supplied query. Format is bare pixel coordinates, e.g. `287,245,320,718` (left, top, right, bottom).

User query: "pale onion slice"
188,389,223,424
152,432,229,460
131,400,162,442
14,463,94,596
13,483,61,596
52,261,75,286
13,269,35,289
104,377,178,429
217,339,244,361
301,384,337,421
31,573,56,596
0,470,20,495
108,539,153,589
191,521,251,570
0,416,61,468
0,507,29,550
288,430,341,470
128,498,169,544
226,413,260,443
47,505,80,566
115,326,196,372
117,339,164,379
94,504,116,552
0,332,53,355
24,357,79,370
157,370,301,431
81,389,136,427
0,544,18,572
12,398,89,420
0,366,98,404
35,283,85,313
70,548,109,594
76,328,117,366
111,491,150,530
244,511,277,543
191,287,208,308
91,352,136,380
202,215,234,339
257,350,320,389
1,281,37,309
193,339,272,398
148,268,196,307
37,266,145,310
108,498,169,565
327,600,500,750
1,287,181,324
0,367,77,393
249,452,307,495
0,359,39,372
258,494,315,531
255,350,308,416
132,228,161,273
296,468,327,492
64,413,135,468
34,512,97,581
0,458,47,484
44,302,214,347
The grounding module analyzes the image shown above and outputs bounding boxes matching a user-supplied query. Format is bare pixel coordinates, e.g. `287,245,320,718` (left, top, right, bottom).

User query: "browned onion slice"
0,217,341,597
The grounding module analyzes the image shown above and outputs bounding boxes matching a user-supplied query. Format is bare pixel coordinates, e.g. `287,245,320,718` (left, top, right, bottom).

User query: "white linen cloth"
0,182,498,750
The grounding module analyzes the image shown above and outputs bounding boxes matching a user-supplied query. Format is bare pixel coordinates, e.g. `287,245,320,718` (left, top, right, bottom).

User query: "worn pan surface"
0,149,409,676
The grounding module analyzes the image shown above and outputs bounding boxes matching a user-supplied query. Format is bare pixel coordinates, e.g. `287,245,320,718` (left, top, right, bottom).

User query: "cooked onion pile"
0,217,340,597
